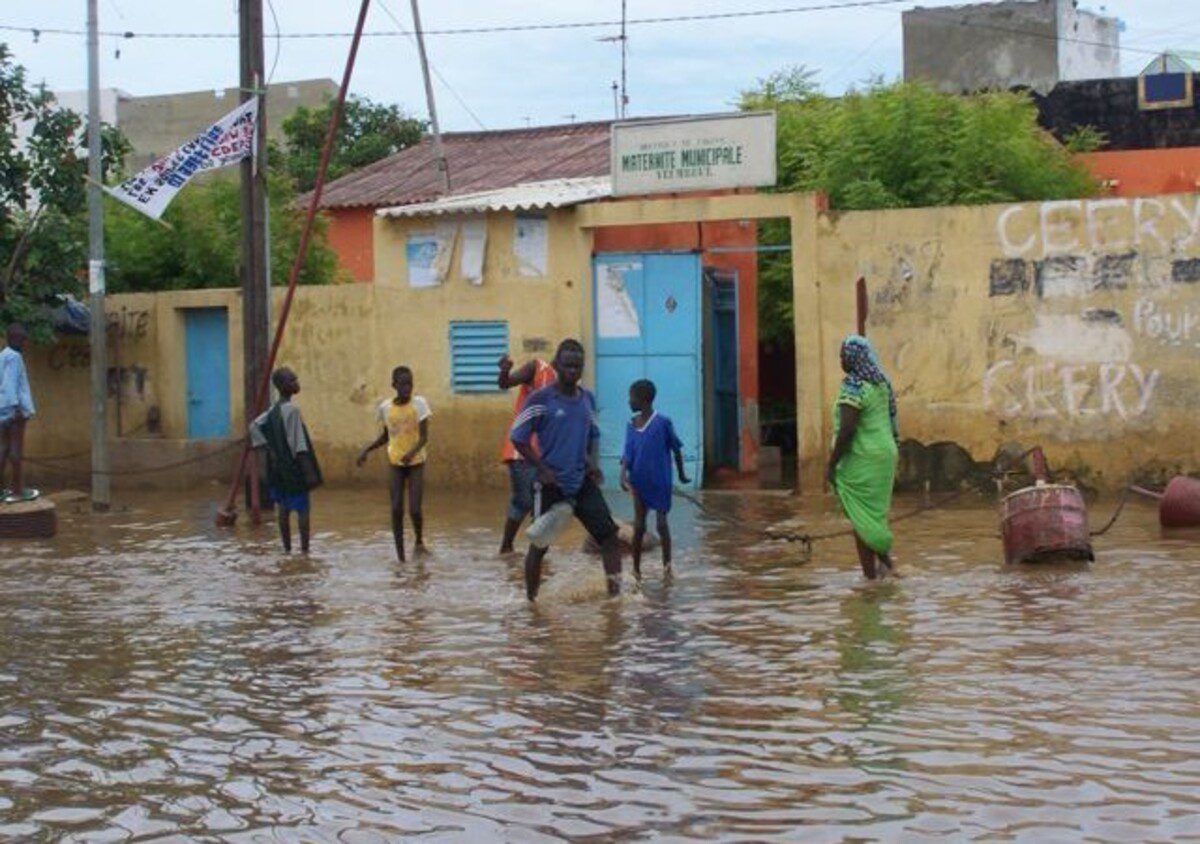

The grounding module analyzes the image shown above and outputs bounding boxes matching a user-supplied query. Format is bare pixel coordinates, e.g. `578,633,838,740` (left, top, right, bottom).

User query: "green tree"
741,69,1102,344
0,45,125,339
272,95,426,192
104,174,343,293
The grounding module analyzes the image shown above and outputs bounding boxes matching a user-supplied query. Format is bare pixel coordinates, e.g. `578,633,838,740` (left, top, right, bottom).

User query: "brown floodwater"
1,485,1198,841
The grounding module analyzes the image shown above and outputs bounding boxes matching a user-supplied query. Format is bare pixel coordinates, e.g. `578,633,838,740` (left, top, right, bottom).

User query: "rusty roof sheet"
316,120,614,210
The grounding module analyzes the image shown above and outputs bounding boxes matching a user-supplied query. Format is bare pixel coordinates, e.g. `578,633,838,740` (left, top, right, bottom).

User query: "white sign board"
611,111,776,197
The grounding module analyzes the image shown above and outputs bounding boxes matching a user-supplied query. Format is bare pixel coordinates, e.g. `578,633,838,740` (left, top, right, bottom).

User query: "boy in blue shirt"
620,379,689,576
510,339,622,601
0,323,38,504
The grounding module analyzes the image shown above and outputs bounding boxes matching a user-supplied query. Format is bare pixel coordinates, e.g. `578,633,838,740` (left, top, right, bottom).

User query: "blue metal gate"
184,308,231,439
709,268,740,470
594,253,702,490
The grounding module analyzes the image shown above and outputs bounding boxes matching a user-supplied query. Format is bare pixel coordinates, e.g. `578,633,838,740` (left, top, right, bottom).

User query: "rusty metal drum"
1000,483,1093,565
1160,476,1200,529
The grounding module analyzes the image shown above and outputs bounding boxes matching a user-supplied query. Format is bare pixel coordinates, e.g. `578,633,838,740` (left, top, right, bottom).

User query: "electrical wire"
1,1,1175,60
375,0,486,130
0,1,919,41
265,0,282,85
823,17,898,89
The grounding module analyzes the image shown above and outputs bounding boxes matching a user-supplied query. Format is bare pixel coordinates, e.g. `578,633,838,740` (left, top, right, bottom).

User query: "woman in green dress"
826,335,899,579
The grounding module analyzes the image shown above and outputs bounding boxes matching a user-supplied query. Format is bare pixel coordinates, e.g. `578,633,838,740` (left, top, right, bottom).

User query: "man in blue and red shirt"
510,339,621,600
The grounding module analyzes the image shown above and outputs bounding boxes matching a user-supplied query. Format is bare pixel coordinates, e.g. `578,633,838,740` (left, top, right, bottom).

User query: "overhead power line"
1,1,1177,61
2,1,915,41
375,0,487,130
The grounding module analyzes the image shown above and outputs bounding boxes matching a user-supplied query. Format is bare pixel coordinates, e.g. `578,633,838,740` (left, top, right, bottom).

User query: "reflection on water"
1,487,1198,840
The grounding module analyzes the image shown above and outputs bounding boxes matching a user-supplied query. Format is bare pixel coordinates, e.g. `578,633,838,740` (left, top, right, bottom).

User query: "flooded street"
2,485,1198,841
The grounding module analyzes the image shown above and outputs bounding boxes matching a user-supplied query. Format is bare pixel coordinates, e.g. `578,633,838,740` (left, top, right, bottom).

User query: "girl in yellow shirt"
357,365,431,562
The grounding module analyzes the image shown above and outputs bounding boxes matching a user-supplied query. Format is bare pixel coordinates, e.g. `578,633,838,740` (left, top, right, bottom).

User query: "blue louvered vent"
450,321,508,393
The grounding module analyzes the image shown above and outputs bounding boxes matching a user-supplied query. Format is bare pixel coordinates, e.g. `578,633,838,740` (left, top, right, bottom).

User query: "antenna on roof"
597,0,628,118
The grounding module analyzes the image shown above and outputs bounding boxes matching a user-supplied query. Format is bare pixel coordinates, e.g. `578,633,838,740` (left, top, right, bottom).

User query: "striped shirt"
510,385,599,496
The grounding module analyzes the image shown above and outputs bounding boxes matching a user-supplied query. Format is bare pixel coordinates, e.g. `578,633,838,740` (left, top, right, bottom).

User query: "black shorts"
536,477,618,544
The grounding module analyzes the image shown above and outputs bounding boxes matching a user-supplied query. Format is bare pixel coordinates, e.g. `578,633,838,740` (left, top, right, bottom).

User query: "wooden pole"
216,0,374,526
240,0,269,524
86,0,111,510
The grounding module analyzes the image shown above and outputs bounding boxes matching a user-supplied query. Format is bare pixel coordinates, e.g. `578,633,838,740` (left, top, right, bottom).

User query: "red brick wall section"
593,218,760,472
326,207,375,282
1077,148,1200,197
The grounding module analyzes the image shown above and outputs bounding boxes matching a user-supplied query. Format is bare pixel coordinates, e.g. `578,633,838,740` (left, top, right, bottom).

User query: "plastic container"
1160,476,1200,529
526,501,574,549
1000,482,1093,565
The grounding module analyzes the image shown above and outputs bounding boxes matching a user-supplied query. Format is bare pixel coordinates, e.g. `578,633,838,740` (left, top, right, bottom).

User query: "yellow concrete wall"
362,208,594,485
24,208,595,489
27,192,1193,493
814,194,1200,487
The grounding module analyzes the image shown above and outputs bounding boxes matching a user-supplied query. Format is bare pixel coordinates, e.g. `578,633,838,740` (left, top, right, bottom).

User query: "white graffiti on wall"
1011,313,1132,364
1133,297,1200,349
984,361,1161,420
998,196,1200,258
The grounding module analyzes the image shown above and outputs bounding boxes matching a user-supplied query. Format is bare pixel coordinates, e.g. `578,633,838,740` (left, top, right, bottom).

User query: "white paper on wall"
597,262,642,338
460,216,487,284
406,231,441,288
514,215,548,277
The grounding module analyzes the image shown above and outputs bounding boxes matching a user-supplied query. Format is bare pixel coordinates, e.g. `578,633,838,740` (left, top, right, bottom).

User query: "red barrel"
1000,483,1093,565
1161,476,1200,529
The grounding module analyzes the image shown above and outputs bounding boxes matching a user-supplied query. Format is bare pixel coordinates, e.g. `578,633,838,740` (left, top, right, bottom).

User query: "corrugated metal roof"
315,120,613,210
378,176,611,218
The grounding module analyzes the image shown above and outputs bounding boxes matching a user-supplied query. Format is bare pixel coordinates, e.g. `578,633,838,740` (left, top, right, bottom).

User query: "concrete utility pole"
86,0,110,510
239,0,269,444
409,0,450,193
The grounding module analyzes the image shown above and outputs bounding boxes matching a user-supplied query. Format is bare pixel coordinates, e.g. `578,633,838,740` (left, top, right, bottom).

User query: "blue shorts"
269,487,311,514
507,460,538,521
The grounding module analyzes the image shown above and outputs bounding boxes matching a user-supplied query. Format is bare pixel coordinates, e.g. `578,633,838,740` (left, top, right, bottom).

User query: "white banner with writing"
106,97,259,220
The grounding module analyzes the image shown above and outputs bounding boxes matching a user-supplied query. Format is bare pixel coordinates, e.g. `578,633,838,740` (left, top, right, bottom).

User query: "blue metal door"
594,253,702,490
184,308,231,439
709,269,740,469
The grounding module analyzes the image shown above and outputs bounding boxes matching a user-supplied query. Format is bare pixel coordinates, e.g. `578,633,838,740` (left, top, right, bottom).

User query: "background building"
53,78,337,170
903,0,1120,94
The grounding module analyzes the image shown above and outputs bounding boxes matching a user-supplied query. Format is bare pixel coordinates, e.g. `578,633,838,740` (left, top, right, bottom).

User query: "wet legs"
853,533,893,579
278,506,293,553
600,535,621,596
632,496,647,577
632,498,672,579
390,465,425,562
0,418,25,496
524,544,548,600
390,467,406,562
500,517,522,554
408,464,425,553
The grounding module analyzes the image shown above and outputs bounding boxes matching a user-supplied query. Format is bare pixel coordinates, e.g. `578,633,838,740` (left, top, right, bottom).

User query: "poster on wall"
406,231,442,287
597,262,642,338
460,217,487,285
406,225,457,287
515,215,548,277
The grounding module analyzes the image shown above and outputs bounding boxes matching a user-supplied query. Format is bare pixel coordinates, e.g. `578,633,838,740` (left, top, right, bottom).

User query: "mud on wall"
815,194,1200,488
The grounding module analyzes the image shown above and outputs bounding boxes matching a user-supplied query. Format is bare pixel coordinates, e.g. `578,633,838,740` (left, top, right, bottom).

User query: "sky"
2,1,1195,132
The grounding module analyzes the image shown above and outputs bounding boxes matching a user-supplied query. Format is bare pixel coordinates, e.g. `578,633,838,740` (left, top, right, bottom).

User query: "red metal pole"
216,0,373,527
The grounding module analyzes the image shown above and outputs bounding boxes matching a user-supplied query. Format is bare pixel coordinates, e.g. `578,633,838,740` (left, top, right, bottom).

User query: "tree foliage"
0,45,125,339
741,68,1102,344
105,174,343,294
271,95,426,192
